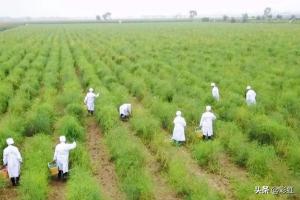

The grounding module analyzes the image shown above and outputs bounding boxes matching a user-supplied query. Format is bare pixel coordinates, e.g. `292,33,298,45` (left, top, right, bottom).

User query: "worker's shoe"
10,178,17,186
62,172,68,181
58,170,63,180
16,176,20,186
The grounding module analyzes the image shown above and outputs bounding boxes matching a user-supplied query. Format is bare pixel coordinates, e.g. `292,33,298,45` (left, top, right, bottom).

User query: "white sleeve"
53,146,58,160
17,148,22,163
199,115,204,127
84,95,87,104
66,142,77,150
3,149,8,165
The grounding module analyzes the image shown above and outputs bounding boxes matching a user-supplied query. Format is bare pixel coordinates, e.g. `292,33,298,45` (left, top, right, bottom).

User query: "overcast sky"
0,0,299,18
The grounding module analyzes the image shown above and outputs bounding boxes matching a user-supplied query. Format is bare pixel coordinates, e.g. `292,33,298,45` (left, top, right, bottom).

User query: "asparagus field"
0,23,299,200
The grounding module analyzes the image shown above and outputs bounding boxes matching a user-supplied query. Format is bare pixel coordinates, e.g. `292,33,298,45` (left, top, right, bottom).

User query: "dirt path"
146,153,181,200
86,118,126,200
0,186,17,200
131,99,237,200
48,179,66,200
121,123,181,200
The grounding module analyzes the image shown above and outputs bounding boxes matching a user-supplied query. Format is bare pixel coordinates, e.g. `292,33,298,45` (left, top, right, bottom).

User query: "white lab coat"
200,112,216,137
84,92,99,111
119,104,132,116
172,116,186,142
212,86,220,101
53,142,76,173
246,89,256,105
3,145,22,178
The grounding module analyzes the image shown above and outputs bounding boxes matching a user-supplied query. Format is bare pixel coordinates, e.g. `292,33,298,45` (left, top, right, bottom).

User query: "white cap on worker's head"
206,105,212,111
89,88,94,92
176,111,181,116
211,83,216,87
6,138,14,145
246,86,251,90
59,136,66,143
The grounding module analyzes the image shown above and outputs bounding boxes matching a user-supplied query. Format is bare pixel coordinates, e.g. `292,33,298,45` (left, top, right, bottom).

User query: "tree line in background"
96,7,298,23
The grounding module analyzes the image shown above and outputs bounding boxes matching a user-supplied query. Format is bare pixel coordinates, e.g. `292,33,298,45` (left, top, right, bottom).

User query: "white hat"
211,83,216,87
59,136,66,143
89,88,94,92
176,111,181,116
246,86,251,90
206,105,211,111
6,138,14,145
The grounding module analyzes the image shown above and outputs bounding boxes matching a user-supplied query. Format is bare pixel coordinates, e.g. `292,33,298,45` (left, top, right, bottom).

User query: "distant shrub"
56,115,84,141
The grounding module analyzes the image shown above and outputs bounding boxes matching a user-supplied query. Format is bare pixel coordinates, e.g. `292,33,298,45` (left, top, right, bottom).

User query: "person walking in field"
171,111,187,145
211,83,220,101
199,106,216,140
119,103,132,121
245,86,256,105
3,138,22,186
53,136,76,180
84,88,99,115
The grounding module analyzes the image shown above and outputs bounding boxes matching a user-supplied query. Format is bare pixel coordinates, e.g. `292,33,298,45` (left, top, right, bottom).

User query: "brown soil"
0,185,17,200
131,98,237,199
48,179,66,200
86,118,126,200
121,122,181,200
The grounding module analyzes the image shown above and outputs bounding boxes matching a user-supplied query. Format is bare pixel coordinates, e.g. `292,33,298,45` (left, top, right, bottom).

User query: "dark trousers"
58,170,68,181
10,176,20,186
203,135,212,140
88,110,94,115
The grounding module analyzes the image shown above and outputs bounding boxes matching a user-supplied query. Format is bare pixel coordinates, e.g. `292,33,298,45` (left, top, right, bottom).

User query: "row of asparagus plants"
0,31,54,195
19,33,62,200
59,33,104,200
0,28,45,80
0,36,45,113
67,31,155,200
78,30,298,199
71,31,223,200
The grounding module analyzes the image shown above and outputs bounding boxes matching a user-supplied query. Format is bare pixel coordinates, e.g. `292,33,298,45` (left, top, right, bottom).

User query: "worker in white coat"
199,106,216,140
53,136,76,180
171,111,187,145
84,88,99,115
245,86,256,105
211,83,220,101
119,103,132,121
3,138,22,186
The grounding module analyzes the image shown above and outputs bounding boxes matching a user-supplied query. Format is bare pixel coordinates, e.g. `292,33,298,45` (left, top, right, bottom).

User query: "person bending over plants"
119,103,132,121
